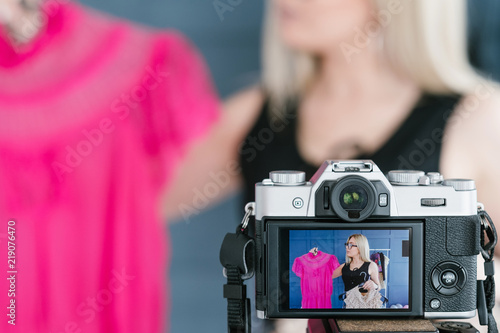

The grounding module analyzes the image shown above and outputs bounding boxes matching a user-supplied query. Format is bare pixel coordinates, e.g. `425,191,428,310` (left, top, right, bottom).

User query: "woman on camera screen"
332,234,382,309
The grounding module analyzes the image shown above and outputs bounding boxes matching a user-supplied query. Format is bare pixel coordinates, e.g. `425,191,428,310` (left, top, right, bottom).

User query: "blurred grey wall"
467,0,500,81
80,0,264,98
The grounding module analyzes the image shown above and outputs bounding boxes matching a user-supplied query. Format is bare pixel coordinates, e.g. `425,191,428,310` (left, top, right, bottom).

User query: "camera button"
439,286,460,296
292,197,304,209
440,270,457,287
432,262,467,296
378,193,388,207
323,187,330,210
430,299,441,309
427,172,444,184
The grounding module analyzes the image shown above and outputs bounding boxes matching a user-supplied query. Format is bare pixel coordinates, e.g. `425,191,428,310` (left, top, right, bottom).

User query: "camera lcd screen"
287,228,410,311
266,220,423,318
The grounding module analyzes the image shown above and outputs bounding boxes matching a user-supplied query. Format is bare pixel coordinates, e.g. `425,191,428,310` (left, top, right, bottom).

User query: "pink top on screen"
0,1,219,332
292,250,341,309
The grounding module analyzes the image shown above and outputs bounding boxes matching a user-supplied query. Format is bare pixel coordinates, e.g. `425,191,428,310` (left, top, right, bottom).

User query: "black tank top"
240,94,461,203
342,262,371,292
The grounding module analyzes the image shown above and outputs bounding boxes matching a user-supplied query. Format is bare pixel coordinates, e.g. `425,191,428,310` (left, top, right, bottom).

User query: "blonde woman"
165,1,500,331
166,0,500,235
331,234,382,310
332,234,381,295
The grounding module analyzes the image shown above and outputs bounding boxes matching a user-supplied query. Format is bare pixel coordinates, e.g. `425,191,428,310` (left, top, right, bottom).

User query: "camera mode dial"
442,179,476,191
388,170,425,185
269,171,306,186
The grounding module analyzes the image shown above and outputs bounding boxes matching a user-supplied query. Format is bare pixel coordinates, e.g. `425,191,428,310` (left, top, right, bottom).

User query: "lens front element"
331,176,377,222
340,185,368,210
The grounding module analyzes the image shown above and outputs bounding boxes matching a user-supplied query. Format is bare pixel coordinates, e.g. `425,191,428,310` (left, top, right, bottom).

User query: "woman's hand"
361,280,379,291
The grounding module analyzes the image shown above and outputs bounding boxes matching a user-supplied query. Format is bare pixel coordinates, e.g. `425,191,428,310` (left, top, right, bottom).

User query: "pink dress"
292,251,340,308
0,2,218,332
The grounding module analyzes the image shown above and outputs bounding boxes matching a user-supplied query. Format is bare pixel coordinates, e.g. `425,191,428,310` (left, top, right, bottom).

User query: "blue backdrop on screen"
289,229,410,309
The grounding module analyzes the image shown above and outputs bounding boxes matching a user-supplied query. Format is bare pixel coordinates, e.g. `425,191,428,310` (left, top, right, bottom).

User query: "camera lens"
340,185,368,210
331,176,377,222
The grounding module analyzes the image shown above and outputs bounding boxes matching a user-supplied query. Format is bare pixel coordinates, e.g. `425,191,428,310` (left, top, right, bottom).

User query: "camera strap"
477,207,497,333
220,203,255,333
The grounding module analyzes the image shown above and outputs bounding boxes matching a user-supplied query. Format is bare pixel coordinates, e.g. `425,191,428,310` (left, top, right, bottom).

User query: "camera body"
254,160,480,320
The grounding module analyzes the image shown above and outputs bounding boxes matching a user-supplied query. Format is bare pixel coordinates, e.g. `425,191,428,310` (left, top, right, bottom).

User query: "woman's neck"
312,38,409,101
350,256,364,266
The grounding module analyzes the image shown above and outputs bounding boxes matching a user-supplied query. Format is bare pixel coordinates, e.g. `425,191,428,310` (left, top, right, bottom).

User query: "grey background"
76,1,499,332
80,0,264,98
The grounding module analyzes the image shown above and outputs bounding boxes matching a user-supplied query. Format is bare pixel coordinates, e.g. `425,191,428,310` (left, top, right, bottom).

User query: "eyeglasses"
344,243,358,250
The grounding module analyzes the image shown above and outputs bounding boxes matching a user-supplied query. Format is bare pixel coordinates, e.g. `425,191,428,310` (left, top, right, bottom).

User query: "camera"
254,160,481,320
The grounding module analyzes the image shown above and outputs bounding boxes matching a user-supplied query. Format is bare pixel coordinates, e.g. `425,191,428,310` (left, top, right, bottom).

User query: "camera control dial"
269,171,306,186
388,170,425,185
442,179,476,191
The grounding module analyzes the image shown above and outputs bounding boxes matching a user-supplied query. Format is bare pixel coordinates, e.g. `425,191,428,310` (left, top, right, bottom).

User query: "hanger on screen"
309,247,318,256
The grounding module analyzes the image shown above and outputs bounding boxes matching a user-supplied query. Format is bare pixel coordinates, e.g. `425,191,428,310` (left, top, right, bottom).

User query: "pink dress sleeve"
292,257,304,278
143,32,220,187
330,255,340,273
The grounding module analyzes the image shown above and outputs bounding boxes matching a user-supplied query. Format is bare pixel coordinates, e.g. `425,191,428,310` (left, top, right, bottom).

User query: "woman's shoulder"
451,85,500,130
441,85,500,226
225,87,265,116
367,261,378,273
441,86,500,175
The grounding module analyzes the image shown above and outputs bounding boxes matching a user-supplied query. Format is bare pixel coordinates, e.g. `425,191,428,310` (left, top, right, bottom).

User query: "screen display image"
289,229,410,310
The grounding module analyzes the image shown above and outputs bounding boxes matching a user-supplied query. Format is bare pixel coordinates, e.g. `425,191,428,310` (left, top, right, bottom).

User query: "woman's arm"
332,263,345,279
440,88,500,258
364,262,381,291
161,87,264,222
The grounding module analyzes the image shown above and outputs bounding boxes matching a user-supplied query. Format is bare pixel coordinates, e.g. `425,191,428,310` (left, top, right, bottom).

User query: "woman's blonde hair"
345,234,371,264
262,0,483,111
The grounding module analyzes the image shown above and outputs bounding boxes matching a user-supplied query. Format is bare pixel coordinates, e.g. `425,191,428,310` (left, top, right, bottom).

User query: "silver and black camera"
254,160,483,320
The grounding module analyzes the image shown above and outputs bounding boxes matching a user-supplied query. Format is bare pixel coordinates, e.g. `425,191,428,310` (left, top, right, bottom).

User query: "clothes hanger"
309,247,318,256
